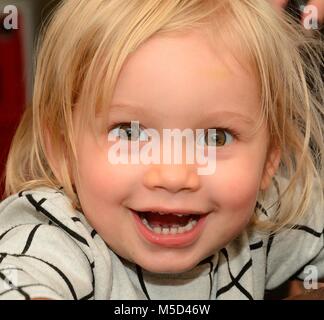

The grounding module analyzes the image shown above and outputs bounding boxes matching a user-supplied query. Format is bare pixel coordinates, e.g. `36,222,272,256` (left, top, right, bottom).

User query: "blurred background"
0,0,61,198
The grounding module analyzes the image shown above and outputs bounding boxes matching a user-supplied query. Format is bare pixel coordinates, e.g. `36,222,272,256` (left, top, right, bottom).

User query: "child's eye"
197,128,234,147
109,123,149,141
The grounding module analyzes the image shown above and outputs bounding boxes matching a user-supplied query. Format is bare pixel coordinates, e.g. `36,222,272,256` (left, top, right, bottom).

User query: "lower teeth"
140,217,198,234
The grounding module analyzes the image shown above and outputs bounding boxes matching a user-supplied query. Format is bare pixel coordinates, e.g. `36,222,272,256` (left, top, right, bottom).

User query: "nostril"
143,165,200,193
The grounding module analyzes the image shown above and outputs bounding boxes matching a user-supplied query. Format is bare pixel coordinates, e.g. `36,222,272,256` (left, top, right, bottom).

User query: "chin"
136,255,201,274
141,264,193,274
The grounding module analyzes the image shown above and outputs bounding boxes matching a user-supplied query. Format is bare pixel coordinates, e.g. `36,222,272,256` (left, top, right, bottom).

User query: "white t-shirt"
0,178,323,300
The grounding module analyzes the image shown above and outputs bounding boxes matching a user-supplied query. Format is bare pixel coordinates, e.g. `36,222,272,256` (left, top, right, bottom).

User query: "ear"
260,146,281,191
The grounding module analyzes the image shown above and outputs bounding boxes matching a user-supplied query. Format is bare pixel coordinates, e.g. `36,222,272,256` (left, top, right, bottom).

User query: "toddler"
0,0,323,300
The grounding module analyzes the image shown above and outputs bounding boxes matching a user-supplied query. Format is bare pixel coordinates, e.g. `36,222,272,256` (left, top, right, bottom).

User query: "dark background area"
0,0,61,198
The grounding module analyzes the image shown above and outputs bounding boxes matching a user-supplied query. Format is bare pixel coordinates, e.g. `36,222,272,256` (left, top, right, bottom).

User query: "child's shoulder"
1,186,71,208
0,187,92,248
0,188,100,299
0,187,80,225
0,186,100,261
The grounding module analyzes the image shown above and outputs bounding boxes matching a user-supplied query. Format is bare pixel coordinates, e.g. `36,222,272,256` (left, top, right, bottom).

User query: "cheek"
208,155,265,213
75,138,140,205
227,168,261,205
78,162,137,205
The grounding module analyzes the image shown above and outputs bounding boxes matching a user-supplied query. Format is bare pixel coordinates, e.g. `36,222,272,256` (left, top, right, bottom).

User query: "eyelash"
108,122,141,132
107,122,240,143
211,127,240,140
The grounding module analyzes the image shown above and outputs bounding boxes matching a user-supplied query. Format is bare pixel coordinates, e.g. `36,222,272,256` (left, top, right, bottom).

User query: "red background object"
0,14,26,199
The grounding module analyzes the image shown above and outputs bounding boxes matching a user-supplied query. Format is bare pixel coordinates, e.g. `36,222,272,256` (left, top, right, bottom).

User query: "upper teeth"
140,217,198,234
156,212,186,217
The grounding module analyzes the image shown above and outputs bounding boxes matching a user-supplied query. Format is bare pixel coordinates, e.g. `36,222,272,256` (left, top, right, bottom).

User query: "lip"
133,207,208,216
130,209,209,248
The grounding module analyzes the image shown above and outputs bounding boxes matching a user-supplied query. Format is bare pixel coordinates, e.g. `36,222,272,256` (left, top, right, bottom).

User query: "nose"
143,163,201,193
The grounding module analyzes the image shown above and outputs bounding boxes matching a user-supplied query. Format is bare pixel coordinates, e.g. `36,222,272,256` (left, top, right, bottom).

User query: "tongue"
143,212,192,227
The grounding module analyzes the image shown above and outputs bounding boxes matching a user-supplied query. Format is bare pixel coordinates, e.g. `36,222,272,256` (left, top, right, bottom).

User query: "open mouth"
131,209,209,247
136,211,202,235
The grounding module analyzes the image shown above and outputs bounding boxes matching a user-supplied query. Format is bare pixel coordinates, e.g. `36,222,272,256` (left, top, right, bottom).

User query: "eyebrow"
109,103,146,115
200,111,255,125
109,103,255,125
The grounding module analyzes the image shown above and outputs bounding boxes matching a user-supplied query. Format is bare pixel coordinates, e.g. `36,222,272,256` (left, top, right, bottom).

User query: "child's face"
73,29,276,273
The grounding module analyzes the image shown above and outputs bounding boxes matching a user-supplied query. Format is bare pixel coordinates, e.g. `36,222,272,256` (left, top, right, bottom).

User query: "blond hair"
4,0,324,232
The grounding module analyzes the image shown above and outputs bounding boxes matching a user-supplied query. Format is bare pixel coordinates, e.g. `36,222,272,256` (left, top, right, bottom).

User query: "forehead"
110,28,260,121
